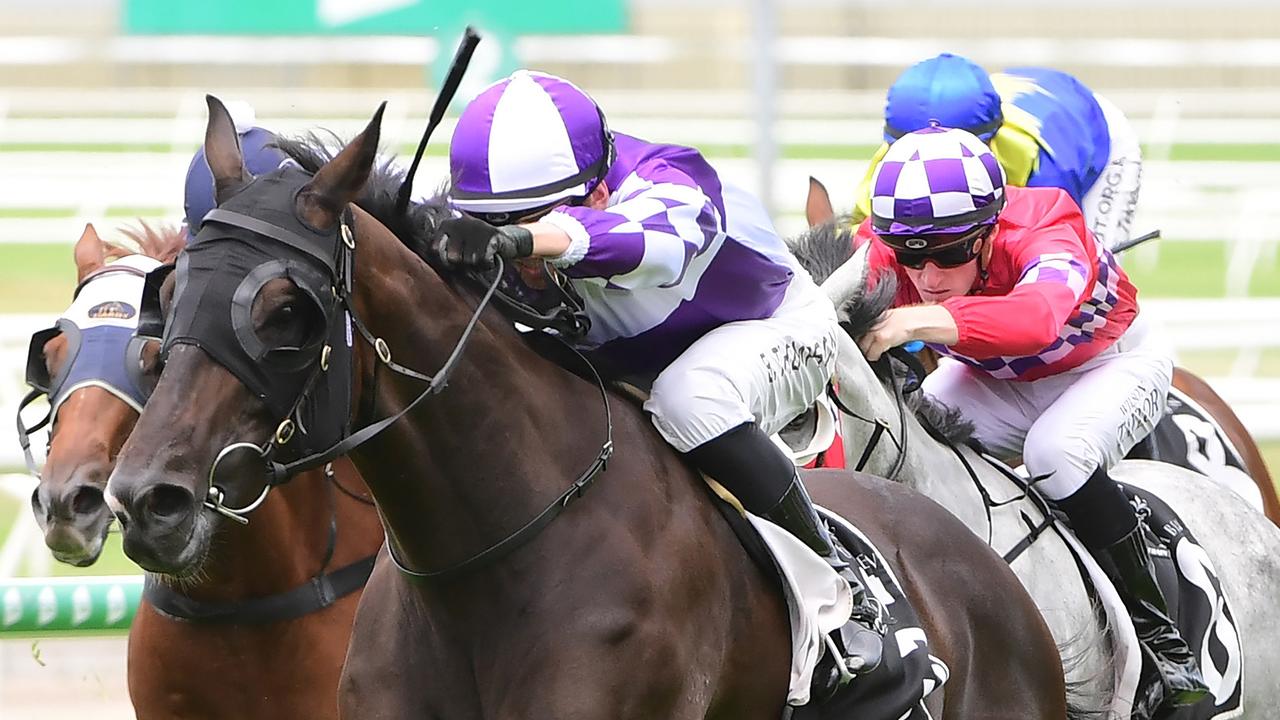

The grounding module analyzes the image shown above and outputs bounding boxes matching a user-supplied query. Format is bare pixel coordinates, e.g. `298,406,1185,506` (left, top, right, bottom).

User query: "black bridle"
155,182,615,582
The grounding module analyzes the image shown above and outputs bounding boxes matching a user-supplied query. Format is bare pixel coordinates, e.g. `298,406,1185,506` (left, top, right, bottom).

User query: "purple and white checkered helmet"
870,125,1005,247
449,70,613,219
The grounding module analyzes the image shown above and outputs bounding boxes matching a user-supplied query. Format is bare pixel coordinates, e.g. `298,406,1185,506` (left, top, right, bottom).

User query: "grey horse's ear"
822,240,871,308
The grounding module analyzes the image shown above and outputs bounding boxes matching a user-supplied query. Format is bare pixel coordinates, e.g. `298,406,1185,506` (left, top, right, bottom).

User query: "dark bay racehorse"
25,221,383,719
105,96,1075,718
805,177,1280,526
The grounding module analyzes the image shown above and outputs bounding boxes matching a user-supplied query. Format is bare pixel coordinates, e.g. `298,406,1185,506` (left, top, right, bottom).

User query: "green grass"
1123,240,1280,297
1264,442,1280,481
0,244,78,313
0,207,78,219
0,142,191,154
1162,144,1280,162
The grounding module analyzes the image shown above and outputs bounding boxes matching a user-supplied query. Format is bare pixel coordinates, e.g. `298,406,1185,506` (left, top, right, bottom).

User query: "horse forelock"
838,268,896,340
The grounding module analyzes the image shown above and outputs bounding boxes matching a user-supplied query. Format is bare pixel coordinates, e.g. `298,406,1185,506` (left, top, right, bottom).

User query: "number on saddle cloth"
1126,391,1259,511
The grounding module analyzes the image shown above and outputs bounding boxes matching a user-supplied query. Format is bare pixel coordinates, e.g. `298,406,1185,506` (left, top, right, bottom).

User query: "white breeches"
646,277,839,453
921,313,1173,499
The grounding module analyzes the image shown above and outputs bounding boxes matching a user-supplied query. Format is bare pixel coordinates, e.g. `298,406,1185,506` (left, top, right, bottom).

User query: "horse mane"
788,215,857,286
108,220,185,263
273,133,451,265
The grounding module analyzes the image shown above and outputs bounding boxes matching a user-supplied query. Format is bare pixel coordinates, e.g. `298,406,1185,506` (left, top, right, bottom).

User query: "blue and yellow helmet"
884,53,1003,143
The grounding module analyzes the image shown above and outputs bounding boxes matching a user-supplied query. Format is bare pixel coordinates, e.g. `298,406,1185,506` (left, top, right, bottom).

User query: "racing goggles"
465,197,582,227
889,225,990,270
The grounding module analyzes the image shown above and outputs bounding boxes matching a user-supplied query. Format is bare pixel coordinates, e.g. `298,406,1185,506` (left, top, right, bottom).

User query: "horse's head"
23,222,178,566
105,96,385,576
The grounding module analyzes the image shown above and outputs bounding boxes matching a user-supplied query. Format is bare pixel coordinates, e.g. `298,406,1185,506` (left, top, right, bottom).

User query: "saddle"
703,477,948,720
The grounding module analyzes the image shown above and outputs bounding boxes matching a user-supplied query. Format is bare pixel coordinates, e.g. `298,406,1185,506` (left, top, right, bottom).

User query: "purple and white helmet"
870,125,1005,248
449,70,613,219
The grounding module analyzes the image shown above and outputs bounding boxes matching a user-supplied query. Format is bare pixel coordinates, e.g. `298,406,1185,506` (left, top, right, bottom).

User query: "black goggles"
464,197,582,227
890,226,991,270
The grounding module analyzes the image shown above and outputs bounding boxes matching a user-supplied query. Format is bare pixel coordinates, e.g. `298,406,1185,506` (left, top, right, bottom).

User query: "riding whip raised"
396,26,482,216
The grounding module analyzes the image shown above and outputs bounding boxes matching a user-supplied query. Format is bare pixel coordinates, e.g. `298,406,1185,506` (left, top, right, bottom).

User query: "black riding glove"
437,214,535,269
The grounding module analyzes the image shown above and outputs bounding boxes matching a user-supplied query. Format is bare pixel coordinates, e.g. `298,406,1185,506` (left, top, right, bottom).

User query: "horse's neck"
345,213,600,575
832,337,990,532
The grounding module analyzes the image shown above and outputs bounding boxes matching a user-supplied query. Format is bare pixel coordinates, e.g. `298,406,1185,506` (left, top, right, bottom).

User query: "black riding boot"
1101,526,1210,713
1056,466,1209,714
686,423,884,700
766,477,885,677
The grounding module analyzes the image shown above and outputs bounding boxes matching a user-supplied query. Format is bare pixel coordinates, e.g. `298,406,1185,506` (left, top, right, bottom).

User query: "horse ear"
204,95,251,204
73,223,106,282
806,176,835,228
298,102,386,229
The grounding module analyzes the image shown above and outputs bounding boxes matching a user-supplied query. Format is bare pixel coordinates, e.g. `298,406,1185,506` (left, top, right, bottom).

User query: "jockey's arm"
529,169,719,289
518,222,572,258
942,230,1091,358
858,303,959,361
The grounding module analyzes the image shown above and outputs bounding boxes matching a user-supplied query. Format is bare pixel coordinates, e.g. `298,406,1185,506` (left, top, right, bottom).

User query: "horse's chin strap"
147,468,379,624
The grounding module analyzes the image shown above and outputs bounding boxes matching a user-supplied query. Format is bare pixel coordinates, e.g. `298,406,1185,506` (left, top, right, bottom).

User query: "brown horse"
104,96,1076,719
805,176,1280,526
25,221,383,719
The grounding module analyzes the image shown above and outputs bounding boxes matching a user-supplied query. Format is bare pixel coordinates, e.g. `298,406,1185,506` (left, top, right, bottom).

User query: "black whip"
395,26,482,216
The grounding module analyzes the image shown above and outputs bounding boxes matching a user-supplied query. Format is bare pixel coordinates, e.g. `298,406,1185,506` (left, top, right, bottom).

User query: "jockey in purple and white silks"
438,70,883,693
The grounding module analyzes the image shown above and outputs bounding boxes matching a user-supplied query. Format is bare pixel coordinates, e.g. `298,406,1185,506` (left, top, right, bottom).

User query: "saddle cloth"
706,481,948,719
1127,388,1262,515
1123,485,1244,720
1047,480,1244,720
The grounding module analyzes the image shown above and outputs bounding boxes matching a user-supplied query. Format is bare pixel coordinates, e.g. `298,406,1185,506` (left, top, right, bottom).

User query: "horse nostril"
71,485,105,516
143,484,194,520
30,487,47,519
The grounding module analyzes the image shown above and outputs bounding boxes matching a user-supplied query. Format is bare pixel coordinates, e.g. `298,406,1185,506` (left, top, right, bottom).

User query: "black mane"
788,216,856,286
273,133,450,264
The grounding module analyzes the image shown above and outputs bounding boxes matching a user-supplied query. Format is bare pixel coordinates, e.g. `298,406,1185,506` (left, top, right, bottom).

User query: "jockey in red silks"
434,70,882,694
851,124,1208,713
